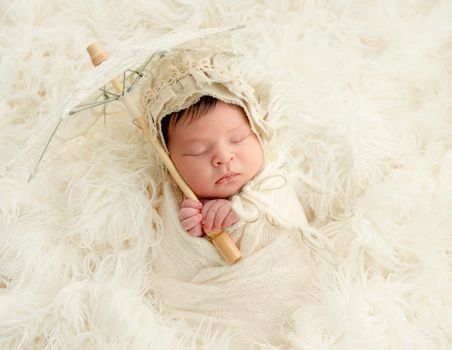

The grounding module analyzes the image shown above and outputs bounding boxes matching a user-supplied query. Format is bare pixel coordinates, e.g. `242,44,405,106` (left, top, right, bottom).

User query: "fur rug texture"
1,0,452,349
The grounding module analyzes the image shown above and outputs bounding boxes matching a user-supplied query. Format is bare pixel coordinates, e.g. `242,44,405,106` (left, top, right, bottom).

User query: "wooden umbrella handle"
86,42,242,264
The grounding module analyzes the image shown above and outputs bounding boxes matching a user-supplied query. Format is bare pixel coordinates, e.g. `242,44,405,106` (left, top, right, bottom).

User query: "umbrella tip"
86,42,110,67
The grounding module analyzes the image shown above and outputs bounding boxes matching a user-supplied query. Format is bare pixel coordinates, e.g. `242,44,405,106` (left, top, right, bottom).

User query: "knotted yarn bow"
232,164,338,264
231,168,307,229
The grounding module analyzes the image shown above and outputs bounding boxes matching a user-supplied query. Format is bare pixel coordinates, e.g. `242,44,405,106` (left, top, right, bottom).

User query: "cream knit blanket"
149,147,320,346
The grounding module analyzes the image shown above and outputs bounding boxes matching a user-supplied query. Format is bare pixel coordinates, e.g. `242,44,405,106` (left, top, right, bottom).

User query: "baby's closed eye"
183,146,209,157
230,132,251,143
184,151,207,157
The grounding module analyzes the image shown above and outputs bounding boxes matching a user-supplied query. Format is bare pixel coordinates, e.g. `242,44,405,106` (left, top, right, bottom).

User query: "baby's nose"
213,148,235,166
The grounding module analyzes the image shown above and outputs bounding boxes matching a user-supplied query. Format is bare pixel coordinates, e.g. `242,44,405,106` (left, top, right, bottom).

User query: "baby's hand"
201,199,239,233
179,199,204,237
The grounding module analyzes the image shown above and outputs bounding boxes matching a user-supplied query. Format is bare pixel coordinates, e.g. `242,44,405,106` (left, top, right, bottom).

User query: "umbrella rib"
99,87,120,98
68,97,118,115
123,50,167,94
124,69,143,94
28,118,64,181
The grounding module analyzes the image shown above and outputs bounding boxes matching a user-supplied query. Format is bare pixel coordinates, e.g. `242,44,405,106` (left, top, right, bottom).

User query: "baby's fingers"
222,210,239,228
181,213,203,230
202,201,226,232
212,204,233,230
179,207,201,220
188,225,204,237
181,199,202,209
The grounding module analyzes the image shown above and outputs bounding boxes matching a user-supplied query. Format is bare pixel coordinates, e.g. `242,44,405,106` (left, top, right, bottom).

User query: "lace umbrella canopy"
6,26,241,181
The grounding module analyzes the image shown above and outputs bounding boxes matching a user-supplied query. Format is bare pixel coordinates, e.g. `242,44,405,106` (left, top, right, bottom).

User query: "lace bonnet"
142,30,271,154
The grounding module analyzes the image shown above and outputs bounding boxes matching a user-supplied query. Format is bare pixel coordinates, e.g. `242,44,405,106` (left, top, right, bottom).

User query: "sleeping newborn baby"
162,96,262,237
144,41,313,348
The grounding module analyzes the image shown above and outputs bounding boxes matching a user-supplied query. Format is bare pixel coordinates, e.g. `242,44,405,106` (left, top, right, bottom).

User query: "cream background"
1,1,452,349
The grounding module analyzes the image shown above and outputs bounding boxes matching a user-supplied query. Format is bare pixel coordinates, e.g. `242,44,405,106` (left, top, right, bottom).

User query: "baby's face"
167,101,264,199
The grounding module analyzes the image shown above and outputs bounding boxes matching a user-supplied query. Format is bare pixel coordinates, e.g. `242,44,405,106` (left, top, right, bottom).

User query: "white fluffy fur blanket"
1,1,452,349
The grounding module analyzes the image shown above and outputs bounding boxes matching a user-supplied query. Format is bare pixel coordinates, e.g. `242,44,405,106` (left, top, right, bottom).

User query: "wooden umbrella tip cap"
86,42,110,66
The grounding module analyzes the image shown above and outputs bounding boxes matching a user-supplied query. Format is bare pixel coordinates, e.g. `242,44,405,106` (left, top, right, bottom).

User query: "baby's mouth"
215,172,239,184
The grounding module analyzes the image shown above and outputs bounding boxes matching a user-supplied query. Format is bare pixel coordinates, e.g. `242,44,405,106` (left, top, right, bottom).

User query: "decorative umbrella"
11,26,243,264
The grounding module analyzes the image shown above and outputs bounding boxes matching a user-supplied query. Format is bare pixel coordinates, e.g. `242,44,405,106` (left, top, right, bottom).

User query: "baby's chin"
197,190,238,200
196,183,245,200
